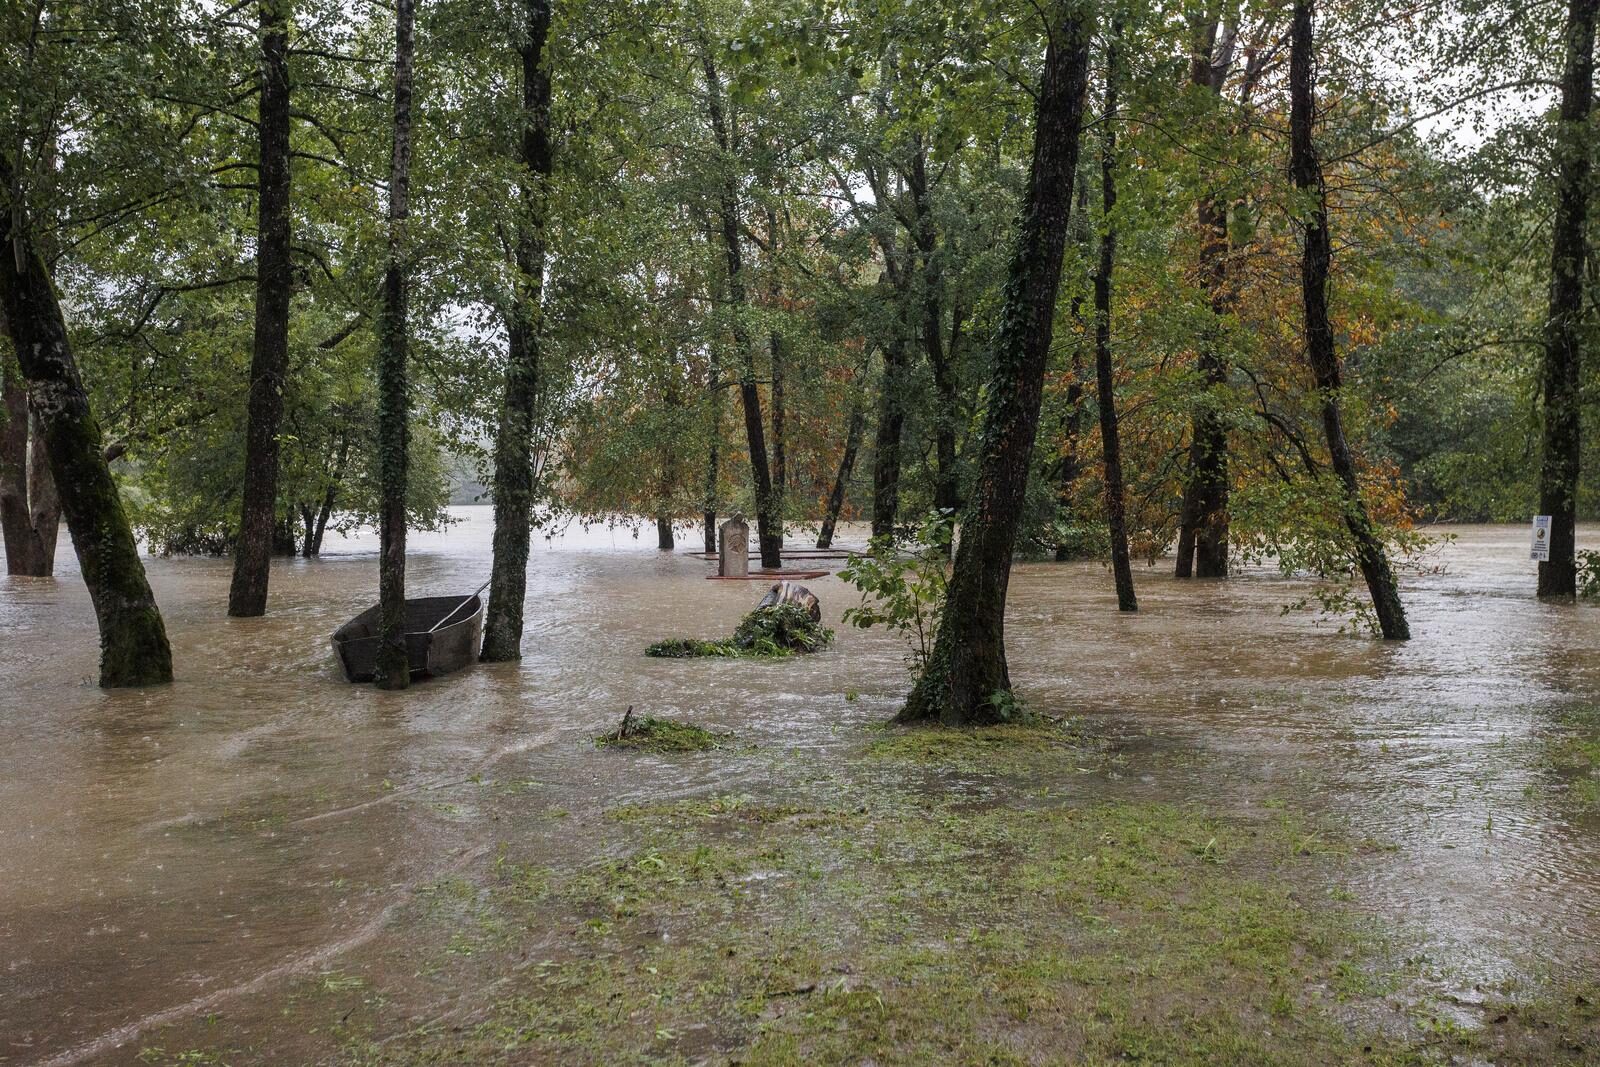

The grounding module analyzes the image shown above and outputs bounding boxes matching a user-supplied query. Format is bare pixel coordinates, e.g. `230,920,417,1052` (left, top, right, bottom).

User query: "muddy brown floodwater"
1,510,1597,1064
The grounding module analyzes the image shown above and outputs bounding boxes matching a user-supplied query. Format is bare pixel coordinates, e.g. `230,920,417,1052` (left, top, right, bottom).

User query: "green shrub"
645,603,833,659
838,511,953,672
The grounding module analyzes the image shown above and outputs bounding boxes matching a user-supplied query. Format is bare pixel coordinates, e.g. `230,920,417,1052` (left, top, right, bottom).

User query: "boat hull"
331,595,483,683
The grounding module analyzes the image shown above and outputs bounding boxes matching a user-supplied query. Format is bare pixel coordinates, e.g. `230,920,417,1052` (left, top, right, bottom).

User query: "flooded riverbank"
2,511,1597,1063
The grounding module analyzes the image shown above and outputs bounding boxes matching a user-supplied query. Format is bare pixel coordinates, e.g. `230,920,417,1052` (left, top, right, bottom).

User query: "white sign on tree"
1531,515,1552,562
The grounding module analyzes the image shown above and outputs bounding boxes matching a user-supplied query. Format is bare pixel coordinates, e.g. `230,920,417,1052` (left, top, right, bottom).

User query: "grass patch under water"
1547,705,1600,810
646,603,834,659
595,710,727,753
138,717,1600,1066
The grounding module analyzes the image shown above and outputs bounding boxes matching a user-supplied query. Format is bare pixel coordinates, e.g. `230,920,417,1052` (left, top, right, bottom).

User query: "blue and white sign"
1531,515,1552,562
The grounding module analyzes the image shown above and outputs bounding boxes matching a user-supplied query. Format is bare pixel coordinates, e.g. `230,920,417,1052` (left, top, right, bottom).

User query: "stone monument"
718,516,750,577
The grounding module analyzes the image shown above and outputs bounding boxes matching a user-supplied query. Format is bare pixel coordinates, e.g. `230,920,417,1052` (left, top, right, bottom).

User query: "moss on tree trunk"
899,4,1093,725
374,0,416,689
0,152,172,686
482,0,554,663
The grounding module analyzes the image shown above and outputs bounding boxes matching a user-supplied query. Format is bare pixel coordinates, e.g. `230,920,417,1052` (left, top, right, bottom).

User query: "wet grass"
1547,705,1600,810
595,711,728,753
134,722,1600,1066
864,717,1089,771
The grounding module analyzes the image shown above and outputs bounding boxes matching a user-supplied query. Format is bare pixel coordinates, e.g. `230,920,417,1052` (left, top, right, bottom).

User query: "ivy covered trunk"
1,357,60,576
700,44,782,570
1537,0,1596,599
871,336,908,539
227,0,293,618
482,0,554,662
373,0,415,689
1289,0,1409,640
818,392,866,549
899,5,1093,725
1175,19,1237,579
1095,21,1137,613
1175,347,1230,577
0,153,172,686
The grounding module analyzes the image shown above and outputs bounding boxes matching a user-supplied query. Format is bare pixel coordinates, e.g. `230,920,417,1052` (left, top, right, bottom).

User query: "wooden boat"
332,593,483,683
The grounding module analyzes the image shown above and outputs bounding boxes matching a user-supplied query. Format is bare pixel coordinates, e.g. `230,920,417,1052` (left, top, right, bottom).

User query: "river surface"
1,510,1597,1063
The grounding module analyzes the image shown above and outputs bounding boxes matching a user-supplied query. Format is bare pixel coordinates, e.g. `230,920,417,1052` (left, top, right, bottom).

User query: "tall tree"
0,151,173,686
374,0,416,689
1095,18,1137,613
1288,0,1408,640
900,3,1093,724
908,139,962,516
697,28,782,568
482,0,555,662
766,206,788,552
1,355,60,576
1174,16,1238,579
228,0,295,617
1537,0,1596,598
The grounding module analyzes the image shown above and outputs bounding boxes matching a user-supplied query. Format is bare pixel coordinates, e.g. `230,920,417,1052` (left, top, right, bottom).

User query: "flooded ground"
2,510,1597,1064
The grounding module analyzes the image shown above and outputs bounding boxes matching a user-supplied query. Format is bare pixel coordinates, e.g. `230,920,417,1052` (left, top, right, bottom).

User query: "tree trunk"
699,45,781,569
27,398,59,571
482,0,554,662
1175,19,1237,579
771,332,785,550
374,0,416,689
303,432,347,558
656,515,674,550
703,415,719,555
818,386,867,549
1538,0,1596,598
2,358,60,575
272,514,296,556
702,270,723,556
1053,181,1093,563
1095,21,1137,613
908,142,961,516
871,335,909,539
0,151,173,686
1176,352,1230,577
228,0,294,617
900,6,1093,724
309,484,335,556
1289,0,1409,640
766,207,787,552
